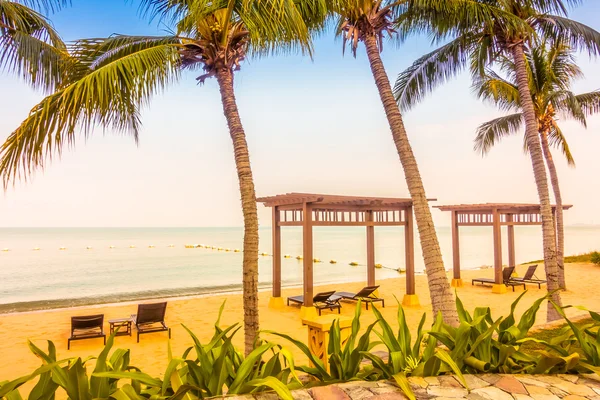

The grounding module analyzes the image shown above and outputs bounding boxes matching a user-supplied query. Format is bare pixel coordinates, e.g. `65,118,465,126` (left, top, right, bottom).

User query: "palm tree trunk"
511,44,561,320
540,129,566,289
215,67,260,355
363,34,458,325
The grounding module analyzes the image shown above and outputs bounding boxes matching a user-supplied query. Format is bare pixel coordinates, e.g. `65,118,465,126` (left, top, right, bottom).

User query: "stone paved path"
240,374,600,399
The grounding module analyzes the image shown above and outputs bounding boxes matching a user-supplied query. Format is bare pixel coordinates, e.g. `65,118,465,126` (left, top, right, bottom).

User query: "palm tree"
0,0,325,354
0,0,70,91
328,0,459,324
473,41,600,290
394,0,600,321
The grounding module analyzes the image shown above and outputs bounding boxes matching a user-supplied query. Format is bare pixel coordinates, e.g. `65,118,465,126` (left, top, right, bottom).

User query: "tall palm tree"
328,0,459,324
1,0,69,91
0,0,325,354
473,41,600,290
394,0,600,321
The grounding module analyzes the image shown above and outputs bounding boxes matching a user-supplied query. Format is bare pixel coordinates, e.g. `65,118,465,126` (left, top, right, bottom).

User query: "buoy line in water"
0,243,406,273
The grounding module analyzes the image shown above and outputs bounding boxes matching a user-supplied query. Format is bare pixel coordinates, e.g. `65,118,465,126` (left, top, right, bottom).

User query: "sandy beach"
1,263,598,390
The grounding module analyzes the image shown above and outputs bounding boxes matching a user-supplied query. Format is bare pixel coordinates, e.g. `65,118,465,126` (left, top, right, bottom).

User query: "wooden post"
492,208,506,293
272,206,282,297
507,214,516,269
366,210,375,286
402,206,419,306
451,210,463,287
303,202,314,307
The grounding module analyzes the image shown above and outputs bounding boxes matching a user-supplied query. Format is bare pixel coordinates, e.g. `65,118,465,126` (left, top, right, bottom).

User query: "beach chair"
131,302,171,343
472,267,525,291
68,314,106,349
287,291,341,315
333,285,384,310
510,264,547,288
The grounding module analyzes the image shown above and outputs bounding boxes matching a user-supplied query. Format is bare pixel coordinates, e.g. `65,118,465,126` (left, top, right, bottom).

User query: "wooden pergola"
257,193,429,312
434,203,572,293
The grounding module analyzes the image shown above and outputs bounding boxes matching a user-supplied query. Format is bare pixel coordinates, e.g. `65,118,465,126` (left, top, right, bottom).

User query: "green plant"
100,304,297,399
0,333,135,400
591,251,600,265
0,305,296,400
267,301,381,383
547,305,600,374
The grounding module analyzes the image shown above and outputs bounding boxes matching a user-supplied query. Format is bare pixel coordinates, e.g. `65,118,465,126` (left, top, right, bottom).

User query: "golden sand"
0,263,597,387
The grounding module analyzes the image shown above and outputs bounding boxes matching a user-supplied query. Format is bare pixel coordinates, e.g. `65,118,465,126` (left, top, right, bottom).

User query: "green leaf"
391,372,415,400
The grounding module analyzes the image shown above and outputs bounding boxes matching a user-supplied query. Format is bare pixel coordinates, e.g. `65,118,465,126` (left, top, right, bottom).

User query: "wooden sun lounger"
510,264,547,288
68,314,106,349
334,285,384,310
472,267,525,292
131,302,171,343
287,291,341,315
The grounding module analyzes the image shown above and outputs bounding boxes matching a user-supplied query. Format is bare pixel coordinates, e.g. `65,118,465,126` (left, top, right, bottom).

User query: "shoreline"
0,266,491,316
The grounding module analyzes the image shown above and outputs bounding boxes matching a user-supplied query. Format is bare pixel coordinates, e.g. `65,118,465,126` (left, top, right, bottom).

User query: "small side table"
109,318,133,336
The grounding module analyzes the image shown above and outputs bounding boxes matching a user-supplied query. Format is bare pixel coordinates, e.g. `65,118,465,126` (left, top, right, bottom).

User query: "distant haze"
1,1,599,227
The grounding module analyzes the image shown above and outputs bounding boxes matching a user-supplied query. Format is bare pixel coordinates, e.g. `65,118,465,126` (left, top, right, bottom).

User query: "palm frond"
0,35,181,186
474,113,523,156
535,15,600,57
394,32,477,111
472,70,520,112
1,0,68,90
550,90,586,127
14,0,70,14
547,121,575,166
0,27,70,91
574,90,600,117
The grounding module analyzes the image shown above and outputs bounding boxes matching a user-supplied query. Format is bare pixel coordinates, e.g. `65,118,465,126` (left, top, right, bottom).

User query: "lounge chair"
472,266,525,292
333,285,384,310
510,264,547,288
287,291,341,315
131,302,171,343
68,314,106,349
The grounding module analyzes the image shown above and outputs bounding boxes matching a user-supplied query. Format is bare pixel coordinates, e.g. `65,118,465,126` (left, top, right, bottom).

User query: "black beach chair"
334,286,384,310
472,266,525,291
510,264,547,288
131,302,171,343
68,314,106,349
287,291,341,315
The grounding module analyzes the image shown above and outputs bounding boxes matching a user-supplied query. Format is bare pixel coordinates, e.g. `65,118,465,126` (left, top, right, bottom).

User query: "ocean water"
0,226,598,313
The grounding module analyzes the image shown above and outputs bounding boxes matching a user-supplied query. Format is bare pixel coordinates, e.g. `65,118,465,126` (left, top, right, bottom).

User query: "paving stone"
495,376,528,395
438,376,463,388
534,376,569,386
341,385,374,400
471,387,514,400
466,393,488,400
548,387,568,397
409,377,429,389
254,393,280,400
594,388,600,395
291,389,313,400
480,375,503,385
463,375,490,390
411,388,431,400
426,386,468,398
424,377,440,386
512,395,535,400
514,377,550,388
552,381,596,397
369,393,408,400
562,396,588,400
579,378,600,389
557,375,579,384
370,387,400,395
582,374,600,383
311,386,351,400
525,386,552,396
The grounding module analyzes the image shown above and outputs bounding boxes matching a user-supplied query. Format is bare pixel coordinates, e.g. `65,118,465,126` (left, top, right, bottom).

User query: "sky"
1,1,600,227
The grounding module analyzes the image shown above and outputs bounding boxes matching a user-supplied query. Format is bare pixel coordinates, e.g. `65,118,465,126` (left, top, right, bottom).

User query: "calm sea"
0,226,598,313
